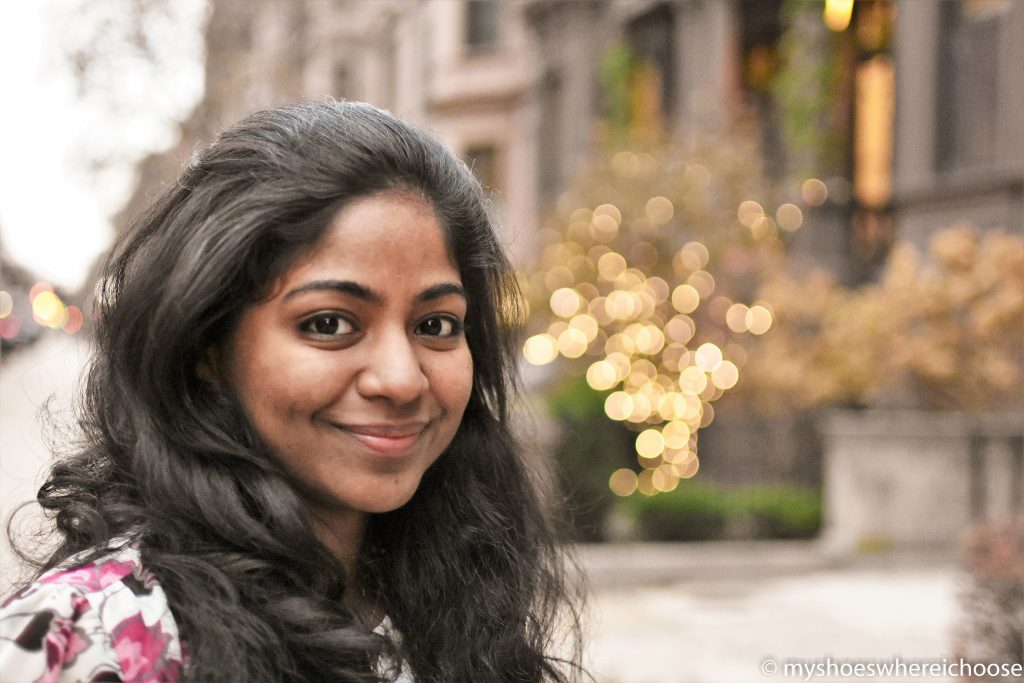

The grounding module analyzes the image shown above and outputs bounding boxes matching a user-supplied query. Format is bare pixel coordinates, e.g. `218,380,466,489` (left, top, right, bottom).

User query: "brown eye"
416,316,461,337
314,317,340,335
301,314,355,337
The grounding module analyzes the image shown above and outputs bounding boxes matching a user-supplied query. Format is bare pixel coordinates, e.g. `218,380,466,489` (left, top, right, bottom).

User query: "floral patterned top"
0,544,414,682
0,544,184,682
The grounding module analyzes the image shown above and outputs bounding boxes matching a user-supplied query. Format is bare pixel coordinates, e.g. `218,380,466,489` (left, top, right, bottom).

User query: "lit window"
853,55,894,208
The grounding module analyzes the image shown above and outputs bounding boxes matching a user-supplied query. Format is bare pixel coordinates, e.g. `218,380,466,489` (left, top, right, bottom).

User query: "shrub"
956,517,1024,679
736,484,822,539
546,375,638,541
623,482,821,542
627,483,731,541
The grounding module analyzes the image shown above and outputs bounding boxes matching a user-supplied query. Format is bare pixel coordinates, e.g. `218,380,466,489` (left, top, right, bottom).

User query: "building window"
936,0,1003,172
738,0,785,180
624,3,677,128
537,70,562,204
465,0,499,52
465,144,500,192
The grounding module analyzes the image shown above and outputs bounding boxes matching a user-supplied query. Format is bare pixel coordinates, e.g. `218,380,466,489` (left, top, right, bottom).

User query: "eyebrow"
283,280,466,305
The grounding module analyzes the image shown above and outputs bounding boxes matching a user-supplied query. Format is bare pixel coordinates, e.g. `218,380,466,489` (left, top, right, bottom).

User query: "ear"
195,347,222,386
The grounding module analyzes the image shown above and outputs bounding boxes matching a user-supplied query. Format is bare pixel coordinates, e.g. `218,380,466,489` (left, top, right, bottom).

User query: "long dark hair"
18,101,584,681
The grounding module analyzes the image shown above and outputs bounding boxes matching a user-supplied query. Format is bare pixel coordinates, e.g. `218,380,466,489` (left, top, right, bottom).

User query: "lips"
332,422,428,456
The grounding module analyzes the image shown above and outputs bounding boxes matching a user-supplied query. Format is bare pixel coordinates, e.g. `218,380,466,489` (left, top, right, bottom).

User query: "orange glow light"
824,0,854,32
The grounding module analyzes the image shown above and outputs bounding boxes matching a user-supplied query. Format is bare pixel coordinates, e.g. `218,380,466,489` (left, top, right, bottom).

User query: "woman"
1,101,584,682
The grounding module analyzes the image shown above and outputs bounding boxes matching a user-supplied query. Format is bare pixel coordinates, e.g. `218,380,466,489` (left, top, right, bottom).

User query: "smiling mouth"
332,422,428,456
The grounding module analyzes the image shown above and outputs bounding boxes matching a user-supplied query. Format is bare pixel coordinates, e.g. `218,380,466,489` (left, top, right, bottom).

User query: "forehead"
280,191,461,292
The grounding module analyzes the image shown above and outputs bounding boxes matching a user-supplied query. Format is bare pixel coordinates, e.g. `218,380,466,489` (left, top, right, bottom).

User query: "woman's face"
223,191,473,530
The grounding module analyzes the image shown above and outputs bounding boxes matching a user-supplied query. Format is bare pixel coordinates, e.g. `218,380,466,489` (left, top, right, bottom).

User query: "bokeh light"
711,360,740,390
569,313,599,342
550,287,582,317
679,365,708,394
0,291,13,319
604,391,634,421
686,271,716,298
32,290,66,328
747,304,773,335
524,333,558,365
737,200,765,228
636,469,657,496
684,242,710,269
694,342,724,372
663,420,691,449
677,457,700,479
62,305,84,334
776,203,804,232
801,178,829,206
651,465,679,492
636,429,665,459
0,317,20,340
28,282,54,301
671,284,700,314
609,468,638,497
726,303,750,333
587,360,619,391
823,0,854,32
598,252,628,281
557,327,588,358
645,196,674,225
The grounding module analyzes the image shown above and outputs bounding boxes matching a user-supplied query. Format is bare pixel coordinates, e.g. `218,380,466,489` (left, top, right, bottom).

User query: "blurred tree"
743,226,1024,412
772,0,851,182
114,0,312,232
45,0,205,195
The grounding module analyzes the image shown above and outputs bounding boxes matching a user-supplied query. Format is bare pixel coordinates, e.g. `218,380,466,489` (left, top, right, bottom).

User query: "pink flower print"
41,559,137,593
110,613,179,682
38,597,92,683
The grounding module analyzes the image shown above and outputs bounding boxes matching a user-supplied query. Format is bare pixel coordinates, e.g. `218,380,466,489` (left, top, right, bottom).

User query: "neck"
308,507,381,626
310,507,367,586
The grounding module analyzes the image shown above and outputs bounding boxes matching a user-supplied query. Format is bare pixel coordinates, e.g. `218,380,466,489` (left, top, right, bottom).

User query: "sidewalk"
580,540,831,588
1,334,89,589
581,542,963,683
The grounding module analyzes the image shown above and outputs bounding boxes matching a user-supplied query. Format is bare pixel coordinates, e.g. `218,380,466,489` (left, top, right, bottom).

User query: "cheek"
230,348,319,425
432,351,474,417
451,353,475,413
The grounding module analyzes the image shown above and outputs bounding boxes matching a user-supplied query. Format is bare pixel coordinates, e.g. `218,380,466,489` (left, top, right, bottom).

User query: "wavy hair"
18,101,585,681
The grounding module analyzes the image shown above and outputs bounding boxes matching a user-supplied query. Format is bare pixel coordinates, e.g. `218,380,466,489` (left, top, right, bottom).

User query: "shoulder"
0,543,185,682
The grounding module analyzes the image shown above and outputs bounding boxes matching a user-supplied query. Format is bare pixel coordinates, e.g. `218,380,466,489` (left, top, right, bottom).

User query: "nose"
355,328,429,405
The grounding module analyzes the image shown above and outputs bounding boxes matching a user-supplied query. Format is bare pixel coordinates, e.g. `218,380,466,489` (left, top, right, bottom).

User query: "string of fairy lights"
522,146,831,497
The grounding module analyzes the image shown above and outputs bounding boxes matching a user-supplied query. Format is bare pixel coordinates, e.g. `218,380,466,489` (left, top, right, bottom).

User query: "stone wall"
821,409,1024,555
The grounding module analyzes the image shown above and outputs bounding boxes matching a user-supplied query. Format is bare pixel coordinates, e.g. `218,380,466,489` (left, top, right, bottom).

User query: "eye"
300,313,356,337
415,315,463,338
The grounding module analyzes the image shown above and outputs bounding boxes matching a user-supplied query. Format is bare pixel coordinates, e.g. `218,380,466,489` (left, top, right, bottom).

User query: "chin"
354,483,422,515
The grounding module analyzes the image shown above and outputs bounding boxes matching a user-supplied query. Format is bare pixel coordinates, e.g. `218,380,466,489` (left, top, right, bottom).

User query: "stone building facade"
118,0,1023,491
125,0,1024,267
892,0,1024,245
